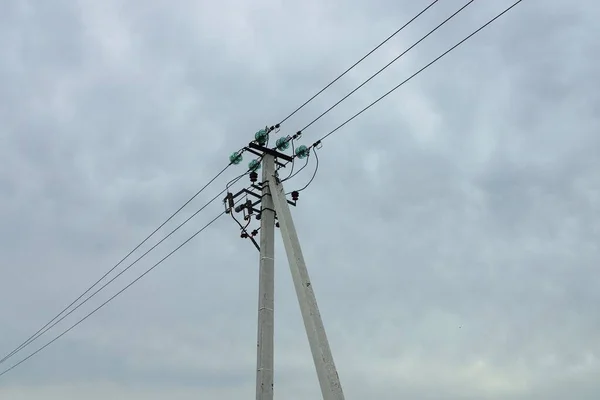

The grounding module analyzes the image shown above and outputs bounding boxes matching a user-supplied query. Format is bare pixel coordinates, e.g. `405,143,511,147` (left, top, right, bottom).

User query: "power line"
277,0,441,126
2,2,444,362
299,0,475,133
294,148,320,193
318,0,524,144
0,206,233,379
1,0,523,379
0,163,234,366
1,2,435,362
0,173,248,365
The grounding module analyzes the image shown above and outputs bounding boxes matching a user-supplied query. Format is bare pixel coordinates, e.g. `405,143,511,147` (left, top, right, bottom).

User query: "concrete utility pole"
268,172,345,400
225,129,344,400
256,153,276,400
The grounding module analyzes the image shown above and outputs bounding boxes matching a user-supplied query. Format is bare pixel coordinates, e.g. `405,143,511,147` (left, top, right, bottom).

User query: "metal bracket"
247,142,294,163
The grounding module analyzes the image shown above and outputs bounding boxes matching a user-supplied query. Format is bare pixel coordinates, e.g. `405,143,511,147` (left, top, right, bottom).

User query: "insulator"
251,229,258,237
291,191,299,201
255,129,268,145
229,152,243,165
249,159,261,172
276,136,290,151
256,212,262,220
249,171,258,182
295,145,309,159
275,222,280,228
241,232,248,238
246,200,253,214
226,192,234,209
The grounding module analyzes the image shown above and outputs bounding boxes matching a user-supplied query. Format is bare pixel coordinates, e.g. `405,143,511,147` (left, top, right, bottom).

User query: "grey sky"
1,0,599,398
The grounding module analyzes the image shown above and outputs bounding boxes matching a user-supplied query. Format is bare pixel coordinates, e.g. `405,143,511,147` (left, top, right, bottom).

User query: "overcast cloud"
1,0,599,399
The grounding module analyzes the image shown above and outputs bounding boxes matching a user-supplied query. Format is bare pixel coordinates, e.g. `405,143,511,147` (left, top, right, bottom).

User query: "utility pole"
268,171,345,400
225,128,344,400
256,153,275,400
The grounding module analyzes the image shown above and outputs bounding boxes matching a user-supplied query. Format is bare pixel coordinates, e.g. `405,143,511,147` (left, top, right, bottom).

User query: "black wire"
295,148,319,193
273,136,296,179
0,162,233,365
230,193,252,234
0,207,231,379
283,139,296,180
231,212,251,234
282,153,310,182
0,0,524,377
0,0,428,361
299,0,475,133
229,203,260,252
277,0,441,126
319,0,524,144
227,170,250,190
0,171,249,365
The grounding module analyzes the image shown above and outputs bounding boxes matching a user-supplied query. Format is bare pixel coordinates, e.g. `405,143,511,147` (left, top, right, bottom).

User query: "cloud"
1,0,599,398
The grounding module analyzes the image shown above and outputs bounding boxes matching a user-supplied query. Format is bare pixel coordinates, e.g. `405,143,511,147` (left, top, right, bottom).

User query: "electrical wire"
277,0,441,125
282,138,297,181
318,0,524,144
0,172,250,365
230,191,252,234
0,162,234,366
227,168,254,190
230,203,260,251
0,0,424,367
2,0,464,360
295,147,320,193
0,0,524,378
282,153,310,182
299,0,475,133
0,204,239,379
274,136,299,180
5,0,422,364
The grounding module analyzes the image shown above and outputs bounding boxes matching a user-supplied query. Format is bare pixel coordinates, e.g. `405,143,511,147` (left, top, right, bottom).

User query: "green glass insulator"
255,129,268,145
276,137,290,151
295,145,309,159
249,159,261,171
229,152,243,165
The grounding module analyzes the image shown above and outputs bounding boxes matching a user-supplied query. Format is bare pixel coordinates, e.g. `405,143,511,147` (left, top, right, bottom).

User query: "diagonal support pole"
268,173,345,400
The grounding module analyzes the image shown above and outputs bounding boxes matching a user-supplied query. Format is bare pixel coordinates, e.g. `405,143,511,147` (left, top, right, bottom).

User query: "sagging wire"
226,150,251,190
227,153,265,191
286,141,322,195
283,153,310,183
282,137,297,181
296,146,320,193
230,199,259,251
226,172,247,191
224,181,261,251
276,0,441,126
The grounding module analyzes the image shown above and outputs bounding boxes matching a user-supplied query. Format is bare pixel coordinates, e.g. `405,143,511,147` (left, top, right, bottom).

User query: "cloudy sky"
1,0,599,398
